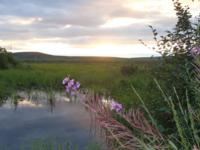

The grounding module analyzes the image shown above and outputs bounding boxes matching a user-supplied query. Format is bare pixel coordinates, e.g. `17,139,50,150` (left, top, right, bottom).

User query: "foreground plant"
61,56,200,150
82,93,165,150
62,63,199,150
80,78,200,150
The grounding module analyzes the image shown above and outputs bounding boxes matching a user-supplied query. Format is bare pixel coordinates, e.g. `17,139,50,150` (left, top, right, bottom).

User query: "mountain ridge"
13,52,127,62
13,52,159,62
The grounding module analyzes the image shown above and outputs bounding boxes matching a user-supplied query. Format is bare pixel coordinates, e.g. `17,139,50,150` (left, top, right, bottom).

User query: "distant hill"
13,52,55,61
13,52,126,62
13,52,160,63
14,52,64,61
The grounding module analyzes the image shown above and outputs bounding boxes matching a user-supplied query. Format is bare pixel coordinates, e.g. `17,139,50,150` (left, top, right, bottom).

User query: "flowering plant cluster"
62,76,81,95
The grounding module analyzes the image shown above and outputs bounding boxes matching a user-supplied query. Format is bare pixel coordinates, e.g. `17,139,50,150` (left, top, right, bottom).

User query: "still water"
0,91,101,150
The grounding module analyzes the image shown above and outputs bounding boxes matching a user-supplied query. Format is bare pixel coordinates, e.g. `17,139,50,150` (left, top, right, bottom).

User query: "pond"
0,91,104,150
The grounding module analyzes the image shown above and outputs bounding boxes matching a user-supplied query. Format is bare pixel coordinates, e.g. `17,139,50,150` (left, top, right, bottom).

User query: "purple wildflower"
62,77,70,85
110,100,123,112
67,79,75,88
63,76,81,95
190,47,200,57
65,85,71,93
72,82,81,90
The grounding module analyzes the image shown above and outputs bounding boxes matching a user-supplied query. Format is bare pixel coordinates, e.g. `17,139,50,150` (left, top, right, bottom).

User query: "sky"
0,0,199,58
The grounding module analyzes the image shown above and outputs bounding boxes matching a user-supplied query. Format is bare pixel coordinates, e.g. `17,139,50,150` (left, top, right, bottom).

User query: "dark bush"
145,0,200,137
148,0,200,102
0,47,17,69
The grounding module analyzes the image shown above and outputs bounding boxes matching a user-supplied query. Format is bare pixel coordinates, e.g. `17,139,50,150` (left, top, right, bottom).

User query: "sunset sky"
0,0,199,57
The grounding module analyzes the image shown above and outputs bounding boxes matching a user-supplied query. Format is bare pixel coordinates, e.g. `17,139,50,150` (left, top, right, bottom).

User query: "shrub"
147,0,199,101
0,47,17,69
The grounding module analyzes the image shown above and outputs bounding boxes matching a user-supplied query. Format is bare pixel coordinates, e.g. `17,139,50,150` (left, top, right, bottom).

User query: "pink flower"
193,145,198,150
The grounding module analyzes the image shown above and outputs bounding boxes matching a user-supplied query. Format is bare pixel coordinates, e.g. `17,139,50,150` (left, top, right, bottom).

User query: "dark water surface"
0,91,100,150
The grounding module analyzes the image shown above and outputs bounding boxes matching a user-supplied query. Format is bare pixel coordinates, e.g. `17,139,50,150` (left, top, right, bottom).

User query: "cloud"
0,0,198,57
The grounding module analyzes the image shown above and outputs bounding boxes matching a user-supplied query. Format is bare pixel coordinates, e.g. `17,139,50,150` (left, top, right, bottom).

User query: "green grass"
1,58,198,149
0,59,161,108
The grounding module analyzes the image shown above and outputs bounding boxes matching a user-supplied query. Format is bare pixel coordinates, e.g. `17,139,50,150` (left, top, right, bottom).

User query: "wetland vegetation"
0,0,199,149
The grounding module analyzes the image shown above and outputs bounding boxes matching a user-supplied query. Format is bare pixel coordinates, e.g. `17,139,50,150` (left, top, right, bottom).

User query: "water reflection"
2,91,72,111
0,90,103,150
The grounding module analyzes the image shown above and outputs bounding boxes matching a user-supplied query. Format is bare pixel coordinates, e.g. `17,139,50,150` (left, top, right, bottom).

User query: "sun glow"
7,39,159,58
92,44,159,57
63,24,72,29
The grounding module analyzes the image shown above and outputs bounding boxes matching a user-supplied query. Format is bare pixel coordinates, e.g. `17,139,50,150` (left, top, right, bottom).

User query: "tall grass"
0,60,160,108
82,65,200,150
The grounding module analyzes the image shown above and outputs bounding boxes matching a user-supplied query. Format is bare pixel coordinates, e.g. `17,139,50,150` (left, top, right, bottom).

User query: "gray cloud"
0,0,185,47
